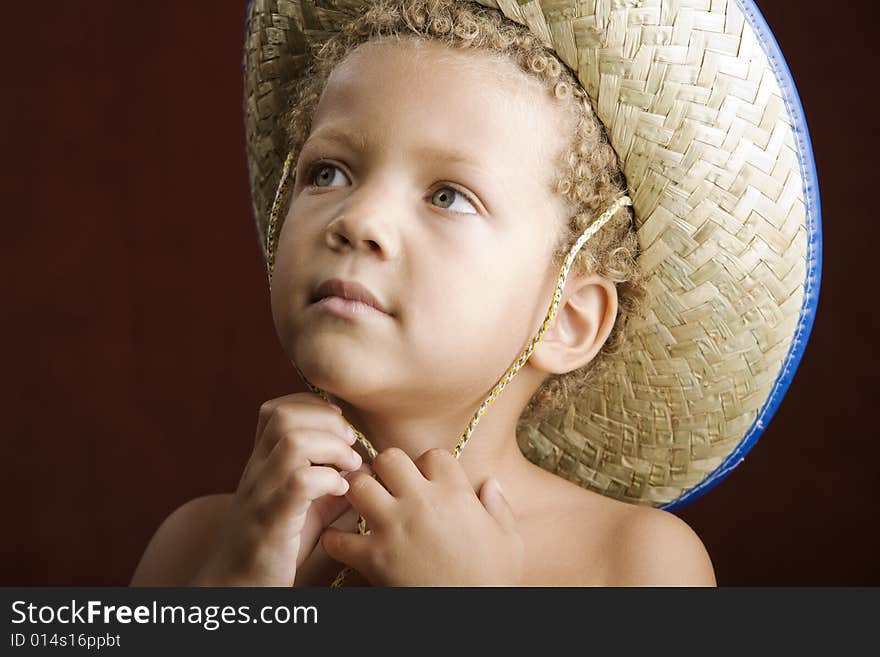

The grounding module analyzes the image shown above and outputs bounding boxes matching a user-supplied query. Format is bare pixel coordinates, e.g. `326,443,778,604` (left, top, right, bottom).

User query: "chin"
289,340,384,400
296,351,400,408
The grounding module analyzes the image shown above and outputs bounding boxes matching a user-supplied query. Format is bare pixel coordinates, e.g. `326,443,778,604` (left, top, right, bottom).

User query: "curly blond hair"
277,0,649,426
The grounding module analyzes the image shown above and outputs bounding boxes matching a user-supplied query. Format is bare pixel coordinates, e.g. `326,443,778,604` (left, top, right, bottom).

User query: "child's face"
271,39,571,412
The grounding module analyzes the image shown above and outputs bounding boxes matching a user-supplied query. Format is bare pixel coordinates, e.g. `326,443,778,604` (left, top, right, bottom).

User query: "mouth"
310,277,392,317
311,295,390,319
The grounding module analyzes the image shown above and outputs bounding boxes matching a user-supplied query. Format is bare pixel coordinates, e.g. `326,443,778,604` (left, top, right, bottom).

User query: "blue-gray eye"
308,161,478,215
310,163,347,188
431,187,478,215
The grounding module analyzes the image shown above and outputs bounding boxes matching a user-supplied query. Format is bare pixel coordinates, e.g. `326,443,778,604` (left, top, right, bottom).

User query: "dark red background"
2,1,876,585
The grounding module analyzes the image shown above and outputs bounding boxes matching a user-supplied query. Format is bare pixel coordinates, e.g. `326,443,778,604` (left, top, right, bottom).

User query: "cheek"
409,251,495,321
404,259,535,366
269,265,297,343
269,222,313,334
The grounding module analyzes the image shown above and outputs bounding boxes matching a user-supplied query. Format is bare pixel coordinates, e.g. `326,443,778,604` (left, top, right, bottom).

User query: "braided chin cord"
265,151,632,587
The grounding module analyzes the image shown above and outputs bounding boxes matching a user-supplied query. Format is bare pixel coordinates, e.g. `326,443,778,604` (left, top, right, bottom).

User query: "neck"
326,365,547,510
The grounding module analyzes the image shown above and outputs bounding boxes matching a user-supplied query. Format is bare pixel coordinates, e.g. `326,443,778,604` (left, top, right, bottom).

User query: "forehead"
307,39,566,212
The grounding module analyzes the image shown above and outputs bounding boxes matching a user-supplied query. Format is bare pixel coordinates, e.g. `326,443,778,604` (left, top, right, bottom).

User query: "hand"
321,447,525,586
191,392,366,587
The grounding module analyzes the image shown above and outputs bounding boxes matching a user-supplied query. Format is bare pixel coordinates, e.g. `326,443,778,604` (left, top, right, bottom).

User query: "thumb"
479,478,516,533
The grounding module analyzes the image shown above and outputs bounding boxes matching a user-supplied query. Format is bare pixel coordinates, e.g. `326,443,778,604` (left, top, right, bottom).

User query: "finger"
248,430,358,503
479,478,517,533
371,447,426,497
341,459,373,481
242,427,359,509
311,461,373,528
278,391,340,408
310,489,352,529
321,527,375,576
255,402,275,446
415,448,470,487
290,391,341,411
257,404,355,458
255,393,340,444
344,470,396,530
262,465,349,523
264,428,362,477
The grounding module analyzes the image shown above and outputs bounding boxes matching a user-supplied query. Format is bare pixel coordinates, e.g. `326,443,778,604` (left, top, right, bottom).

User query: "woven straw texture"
243,0,810,507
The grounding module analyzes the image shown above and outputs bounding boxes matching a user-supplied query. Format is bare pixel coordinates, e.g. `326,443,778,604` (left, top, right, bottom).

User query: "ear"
528,273,618,375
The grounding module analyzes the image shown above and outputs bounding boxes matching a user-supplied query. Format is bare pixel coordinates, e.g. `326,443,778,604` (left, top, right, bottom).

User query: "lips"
311,278,390,315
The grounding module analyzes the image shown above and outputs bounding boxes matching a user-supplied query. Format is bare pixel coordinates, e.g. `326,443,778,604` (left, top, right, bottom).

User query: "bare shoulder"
129,493,233,587
520,465,716,586
602,504,717,586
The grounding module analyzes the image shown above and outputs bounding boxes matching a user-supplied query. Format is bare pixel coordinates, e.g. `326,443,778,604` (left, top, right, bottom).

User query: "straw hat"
242,0,821,511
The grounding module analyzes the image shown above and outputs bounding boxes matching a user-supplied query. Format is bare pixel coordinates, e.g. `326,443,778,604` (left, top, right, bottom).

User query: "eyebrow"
303,127,367,153
302,126,483,168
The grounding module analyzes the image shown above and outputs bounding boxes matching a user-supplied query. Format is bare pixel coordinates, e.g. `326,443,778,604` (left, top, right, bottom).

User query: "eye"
306,162,349,188
431,186,478,215
303,159,479,215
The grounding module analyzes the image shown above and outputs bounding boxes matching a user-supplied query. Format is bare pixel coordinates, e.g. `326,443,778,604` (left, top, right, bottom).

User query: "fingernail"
330,403,342,413
493,479,504,494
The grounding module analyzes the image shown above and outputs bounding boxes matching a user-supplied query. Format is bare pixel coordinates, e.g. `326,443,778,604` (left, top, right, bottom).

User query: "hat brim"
242,0,822,509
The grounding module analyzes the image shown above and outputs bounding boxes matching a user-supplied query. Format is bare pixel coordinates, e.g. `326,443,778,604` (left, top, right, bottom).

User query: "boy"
132,3,716,585
134,0,819,586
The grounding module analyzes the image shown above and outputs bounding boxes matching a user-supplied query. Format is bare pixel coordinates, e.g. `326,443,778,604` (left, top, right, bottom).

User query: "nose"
322,179,402,259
